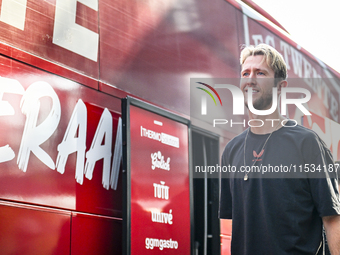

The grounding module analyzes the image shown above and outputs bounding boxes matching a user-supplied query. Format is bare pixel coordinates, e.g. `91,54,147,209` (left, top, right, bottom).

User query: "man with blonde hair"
219,44,340,254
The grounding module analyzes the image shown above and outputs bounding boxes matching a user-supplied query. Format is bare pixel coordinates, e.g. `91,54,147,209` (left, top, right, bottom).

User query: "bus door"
192,128,220,255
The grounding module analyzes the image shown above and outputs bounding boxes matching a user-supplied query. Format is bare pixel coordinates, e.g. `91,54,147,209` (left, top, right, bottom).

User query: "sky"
251,0,340,74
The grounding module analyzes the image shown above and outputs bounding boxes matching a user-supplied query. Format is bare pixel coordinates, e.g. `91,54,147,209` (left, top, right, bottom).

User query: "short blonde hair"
240,44,287,80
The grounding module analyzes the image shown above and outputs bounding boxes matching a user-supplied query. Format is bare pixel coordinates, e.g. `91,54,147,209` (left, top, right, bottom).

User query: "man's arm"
323,215,340,255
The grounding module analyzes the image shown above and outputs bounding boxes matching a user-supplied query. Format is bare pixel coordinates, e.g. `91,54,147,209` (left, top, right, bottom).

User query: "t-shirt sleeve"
309,177,340,217
306,135,340,217
219,149,233,219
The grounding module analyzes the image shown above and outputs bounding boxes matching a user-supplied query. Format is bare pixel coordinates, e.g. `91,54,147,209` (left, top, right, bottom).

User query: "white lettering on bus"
145,237,178,250
56,99,87,184
0,0,27,30
153,181,169,200
151,209,173,224
141,126,180,148
151,151,170,171
141,126,162,141
53,0,99,61
0,0,99,61
85,108,112,190
0,77,121,190
0,77,25,163
18,82,61,172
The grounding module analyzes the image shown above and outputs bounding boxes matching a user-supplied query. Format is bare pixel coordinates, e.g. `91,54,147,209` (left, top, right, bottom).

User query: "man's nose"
246,72,256,85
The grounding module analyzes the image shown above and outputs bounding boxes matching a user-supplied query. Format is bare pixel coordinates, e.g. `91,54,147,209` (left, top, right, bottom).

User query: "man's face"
240,55,276,110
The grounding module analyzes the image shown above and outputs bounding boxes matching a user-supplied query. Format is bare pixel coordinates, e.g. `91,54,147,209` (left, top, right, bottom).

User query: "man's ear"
277,80,288,93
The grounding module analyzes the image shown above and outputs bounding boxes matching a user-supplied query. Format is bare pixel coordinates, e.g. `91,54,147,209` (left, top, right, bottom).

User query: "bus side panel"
98,0,240,116
0,202,71,254
71,213,122,254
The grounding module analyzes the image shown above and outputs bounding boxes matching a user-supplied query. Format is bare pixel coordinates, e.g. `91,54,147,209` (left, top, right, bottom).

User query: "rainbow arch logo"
196,82,222,106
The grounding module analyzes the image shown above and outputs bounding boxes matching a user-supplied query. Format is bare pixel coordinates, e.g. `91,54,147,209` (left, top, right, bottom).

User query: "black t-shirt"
220,121,340,255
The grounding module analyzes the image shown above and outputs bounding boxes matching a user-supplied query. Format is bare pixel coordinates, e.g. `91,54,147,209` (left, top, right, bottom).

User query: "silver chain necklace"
243,122,281,181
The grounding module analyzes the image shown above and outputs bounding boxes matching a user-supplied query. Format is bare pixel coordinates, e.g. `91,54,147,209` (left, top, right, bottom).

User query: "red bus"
0,0,339,254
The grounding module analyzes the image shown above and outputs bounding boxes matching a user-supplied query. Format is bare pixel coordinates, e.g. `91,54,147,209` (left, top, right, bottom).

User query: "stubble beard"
245,91,273,111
